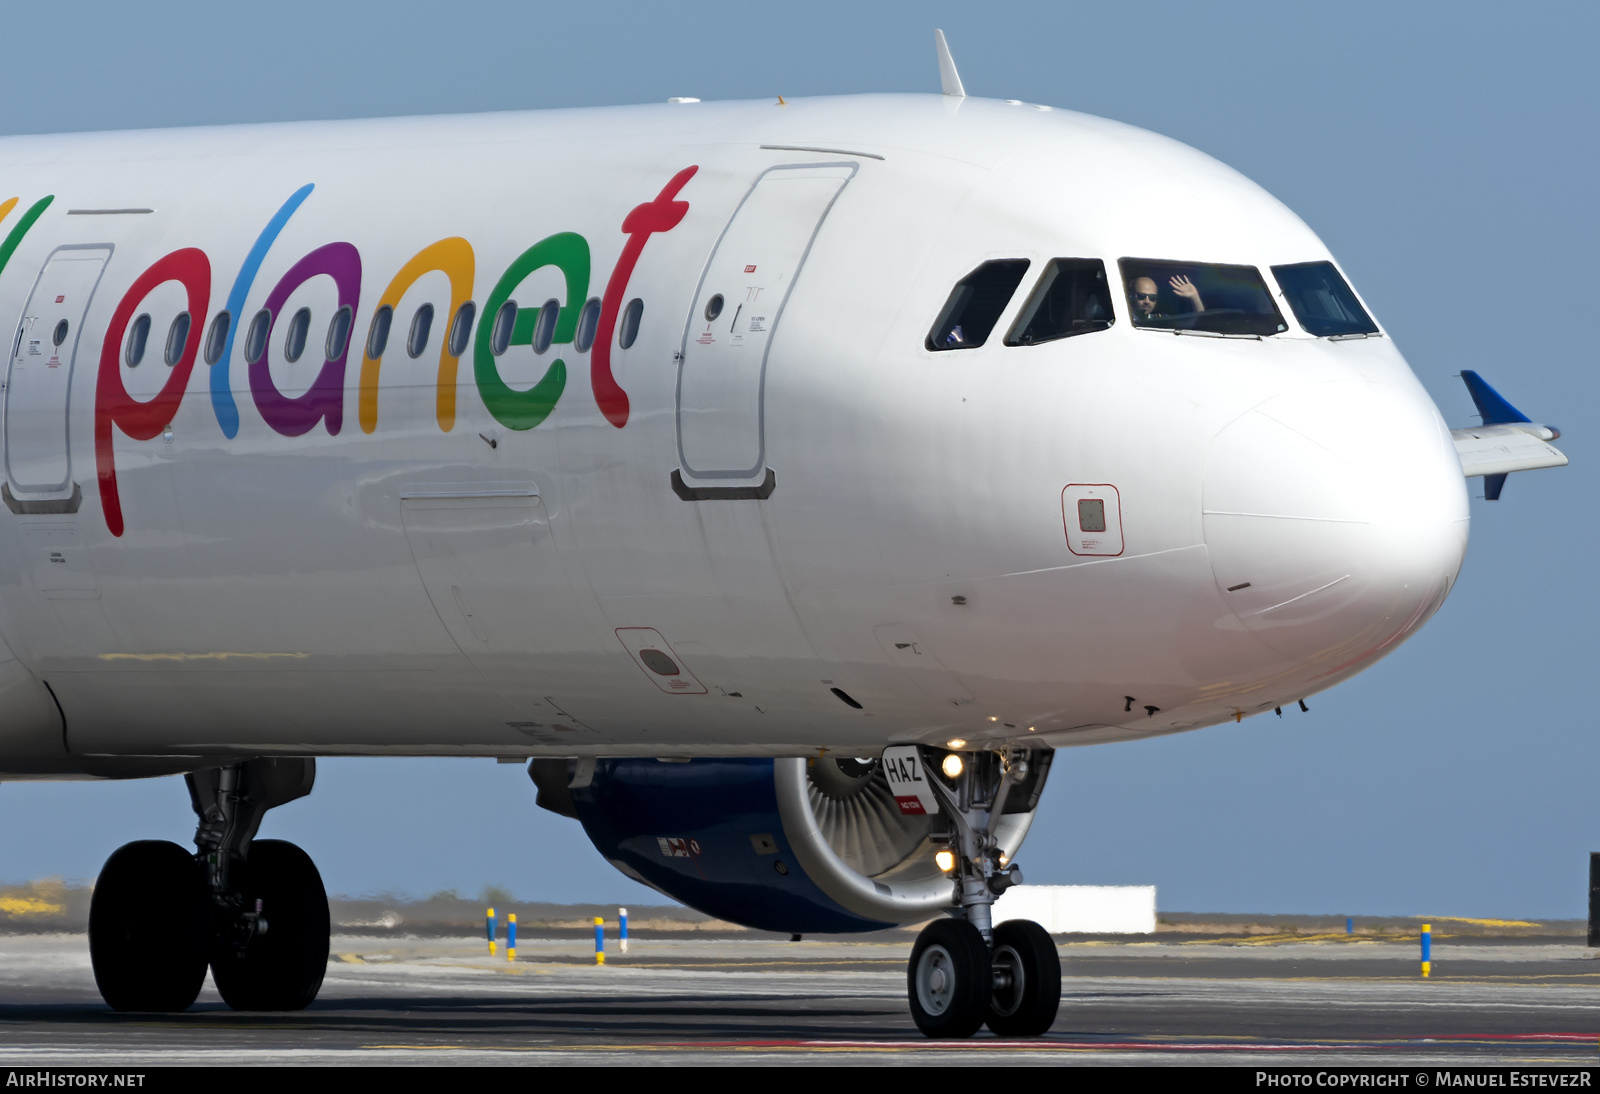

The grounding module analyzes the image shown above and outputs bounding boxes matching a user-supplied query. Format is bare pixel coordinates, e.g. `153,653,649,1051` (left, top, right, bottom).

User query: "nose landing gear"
86,758,328,1013
907,747,1062,1039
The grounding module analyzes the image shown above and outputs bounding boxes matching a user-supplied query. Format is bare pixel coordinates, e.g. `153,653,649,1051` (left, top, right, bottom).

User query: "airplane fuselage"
0,94,1469,776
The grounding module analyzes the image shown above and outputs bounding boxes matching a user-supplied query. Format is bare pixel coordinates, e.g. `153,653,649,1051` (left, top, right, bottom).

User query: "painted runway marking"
360,1032,1600,1054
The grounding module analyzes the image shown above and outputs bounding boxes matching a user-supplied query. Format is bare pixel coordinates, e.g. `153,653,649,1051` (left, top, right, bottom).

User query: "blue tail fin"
1461,370,1531,425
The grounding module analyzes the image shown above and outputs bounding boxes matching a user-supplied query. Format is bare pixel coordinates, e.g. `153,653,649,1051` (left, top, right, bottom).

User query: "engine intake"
531,750,1052,933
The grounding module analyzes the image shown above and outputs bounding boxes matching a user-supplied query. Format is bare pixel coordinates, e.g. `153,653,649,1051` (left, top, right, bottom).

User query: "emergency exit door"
674,162,856,498
4,245,113,511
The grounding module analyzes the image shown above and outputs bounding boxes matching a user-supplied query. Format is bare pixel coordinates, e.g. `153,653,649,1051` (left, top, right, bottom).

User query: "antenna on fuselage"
934,29,966,98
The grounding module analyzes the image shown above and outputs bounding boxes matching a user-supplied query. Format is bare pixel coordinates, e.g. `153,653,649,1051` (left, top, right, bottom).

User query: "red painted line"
1425,1033,1597,1043
635,1033,1600,1052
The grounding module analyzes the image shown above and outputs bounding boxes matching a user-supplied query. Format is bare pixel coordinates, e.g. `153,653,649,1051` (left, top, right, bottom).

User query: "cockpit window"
1005,259,1113,346
1119,259,1287,336
1271,261,1379,337
926,259,1030,351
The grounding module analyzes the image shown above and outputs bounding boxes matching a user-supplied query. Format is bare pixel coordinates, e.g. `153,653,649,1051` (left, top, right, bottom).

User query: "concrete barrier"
992,885,1157,934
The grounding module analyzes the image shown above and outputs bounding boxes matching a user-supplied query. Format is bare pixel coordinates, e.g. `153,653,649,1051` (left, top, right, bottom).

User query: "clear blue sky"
0,0,1593,917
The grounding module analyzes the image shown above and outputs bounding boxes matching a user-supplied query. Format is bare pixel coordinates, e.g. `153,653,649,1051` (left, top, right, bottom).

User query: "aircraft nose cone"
1204,379,1469,670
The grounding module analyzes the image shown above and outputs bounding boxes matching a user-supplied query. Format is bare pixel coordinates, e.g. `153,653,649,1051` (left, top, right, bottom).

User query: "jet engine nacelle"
531,752,1053,933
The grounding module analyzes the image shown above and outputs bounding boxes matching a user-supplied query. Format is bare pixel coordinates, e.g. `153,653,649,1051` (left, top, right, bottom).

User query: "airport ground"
0,911,1597,1066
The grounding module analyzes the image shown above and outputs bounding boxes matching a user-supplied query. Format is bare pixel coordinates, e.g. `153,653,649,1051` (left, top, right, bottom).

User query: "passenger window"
574,297,601,353
244,310,271,364
51,320,68,347
204,312,231,366
531,299,559,354
407,304,434,359
125,314,151,367
164,312,191,366
926,259,1030,351
1271,261,1379,338
447,301,475,357
325,306,353,361
490,301,516,357
283,308,311,363
366,306,392,358
1119,259,1286,336
1006,259,1113,345
618,298,643,349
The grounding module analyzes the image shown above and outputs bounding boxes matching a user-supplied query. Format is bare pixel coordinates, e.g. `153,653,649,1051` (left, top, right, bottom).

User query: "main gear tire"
210,839,330,1011
88,840,210,1012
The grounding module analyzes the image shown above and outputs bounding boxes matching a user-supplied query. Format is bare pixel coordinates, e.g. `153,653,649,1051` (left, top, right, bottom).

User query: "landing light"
941,753,964,779
935,850,956,872
946,738,966,749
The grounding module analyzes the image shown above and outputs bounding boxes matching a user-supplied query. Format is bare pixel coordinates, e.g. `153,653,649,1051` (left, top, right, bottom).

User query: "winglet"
1461,370,1532,425
935,30,966,98
1451,371,1565,502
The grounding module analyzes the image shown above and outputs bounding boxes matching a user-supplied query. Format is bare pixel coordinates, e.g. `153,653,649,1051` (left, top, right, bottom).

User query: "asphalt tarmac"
0,932,1597,1065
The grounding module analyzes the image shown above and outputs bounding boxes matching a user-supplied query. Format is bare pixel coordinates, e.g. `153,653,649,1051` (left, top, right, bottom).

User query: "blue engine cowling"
531,752,1052,935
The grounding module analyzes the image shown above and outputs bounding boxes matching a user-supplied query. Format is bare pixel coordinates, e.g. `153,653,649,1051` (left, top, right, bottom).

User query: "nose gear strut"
917,746,1030,942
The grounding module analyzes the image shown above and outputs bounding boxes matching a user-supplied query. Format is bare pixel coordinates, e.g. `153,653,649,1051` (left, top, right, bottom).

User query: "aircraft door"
674,162,855,499
3,245,113,513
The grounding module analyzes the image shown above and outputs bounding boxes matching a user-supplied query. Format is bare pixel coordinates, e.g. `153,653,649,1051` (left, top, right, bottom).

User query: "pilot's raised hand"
1168,274,1205,312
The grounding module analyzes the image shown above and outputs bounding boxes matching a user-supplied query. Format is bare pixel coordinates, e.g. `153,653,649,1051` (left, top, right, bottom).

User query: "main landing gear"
88,758,328,1012
907,747,1061,1038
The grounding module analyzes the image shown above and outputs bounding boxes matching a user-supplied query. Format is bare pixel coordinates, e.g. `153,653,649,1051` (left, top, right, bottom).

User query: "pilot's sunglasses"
1133,292,1157,301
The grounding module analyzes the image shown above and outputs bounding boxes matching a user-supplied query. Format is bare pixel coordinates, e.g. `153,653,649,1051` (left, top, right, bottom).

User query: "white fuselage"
0,94,1468,775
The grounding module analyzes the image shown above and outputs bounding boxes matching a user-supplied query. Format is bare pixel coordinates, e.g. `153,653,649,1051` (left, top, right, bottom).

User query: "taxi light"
946,738,966,749
941,753,964,779
935,850,956,872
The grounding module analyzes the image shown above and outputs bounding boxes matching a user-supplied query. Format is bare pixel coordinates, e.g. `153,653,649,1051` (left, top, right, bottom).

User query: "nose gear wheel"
986,919,1062,1036
908,918,990,1038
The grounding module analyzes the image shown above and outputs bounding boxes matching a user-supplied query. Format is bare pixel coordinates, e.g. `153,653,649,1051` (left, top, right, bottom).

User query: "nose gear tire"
985,919,1061,1037
908,918,991,1038
88,841,210,1012
210,839,330,1011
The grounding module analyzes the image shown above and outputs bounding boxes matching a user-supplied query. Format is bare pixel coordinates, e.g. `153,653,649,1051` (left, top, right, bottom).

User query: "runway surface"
0,932,1598,1065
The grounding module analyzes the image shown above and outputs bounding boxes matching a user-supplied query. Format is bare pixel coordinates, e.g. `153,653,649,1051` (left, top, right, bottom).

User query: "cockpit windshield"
1119,259,1287,337
1270,261,1379,337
